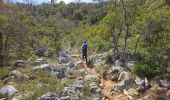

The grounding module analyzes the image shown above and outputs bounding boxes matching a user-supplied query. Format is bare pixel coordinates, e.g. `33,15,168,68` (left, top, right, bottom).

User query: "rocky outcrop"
159,80,170,89
89,82,101,94
115,60,124,67
4,70,30,82
0,85,17,95
118,71,130,81
136,77,151,93
37,92,60,100
33,64,52,73
135,76,144,85
13,60,27,67
62,79,83,100
32,58,47,66
59,50,71,64
114,77,135,92
53,67,65,79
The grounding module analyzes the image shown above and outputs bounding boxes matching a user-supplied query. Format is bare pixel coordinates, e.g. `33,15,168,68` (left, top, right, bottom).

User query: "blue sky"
12,0,93,4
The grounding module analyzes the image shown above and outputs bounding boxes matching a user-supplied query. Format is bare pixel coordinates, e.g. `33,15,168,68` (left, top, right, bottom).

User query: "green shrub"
0,66,12,80
132,63,157,78
82,84,90,97
105,52,113,64
45,48,56,57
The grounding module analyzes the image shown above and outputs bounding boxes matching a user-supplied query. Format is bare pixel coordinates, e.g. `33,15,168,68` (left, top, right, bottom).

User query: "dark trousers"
82,53,87,62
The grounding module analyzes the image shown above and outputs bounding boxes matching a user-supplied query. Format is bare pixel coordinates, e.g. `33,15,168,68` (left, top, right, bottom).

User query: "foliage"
0,66,12,80
132,63,157,78
0,0,169,79
105,52,113,64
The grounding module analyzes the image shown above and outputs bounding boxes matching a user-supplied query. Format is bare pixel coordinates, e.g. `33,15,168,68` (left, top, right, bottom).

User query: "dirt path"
82,61,128,100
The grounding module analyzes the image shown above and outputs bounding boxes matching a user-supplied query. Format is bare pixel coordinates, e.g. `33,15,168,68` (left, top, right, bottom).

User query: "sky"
12,0,93,4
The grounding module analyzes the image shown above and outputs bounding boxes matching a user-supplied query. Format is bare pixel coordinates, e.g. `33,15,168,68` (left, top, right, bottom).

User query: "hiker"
82,41,88,63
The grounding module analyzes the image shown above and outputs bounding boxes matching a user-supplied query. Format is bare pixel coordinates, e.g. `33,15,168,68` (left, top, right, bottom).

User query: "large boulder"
4,70,30,82
118,71,130,81
13,60,27,67
89,82,101,94
59,57,70,64
73,80,84,91
32,58,47,66
93,54,105,66
66,62,75,69
60,96,71,100
114,77,135,91
33,64,52,73
110,66,126,74
59,50,70,58
62,87,75,96
115,60,124,67
0,85,17,95
135,76,144,85
53,67,65,79
62,80,83,100
37,92,60,100
59,50,71,64
159,80,170,89
136,78,151,92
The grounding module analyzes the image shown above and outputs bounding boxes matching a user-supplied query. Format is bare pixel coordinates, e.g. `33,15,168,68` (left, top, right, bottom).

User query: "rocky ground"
0,49,169,100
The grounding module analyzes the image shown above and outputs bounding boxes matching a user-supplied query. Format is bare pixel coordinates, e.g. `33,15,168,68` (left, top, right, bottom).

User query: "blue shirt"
82,43,88,53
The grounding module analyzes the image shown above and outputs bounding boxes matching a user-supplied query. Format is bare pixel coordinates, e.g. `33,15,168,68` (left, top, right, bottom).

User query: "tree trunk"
114,27,123,53
123,24,129,54
4,33,9,51
134,35,142,54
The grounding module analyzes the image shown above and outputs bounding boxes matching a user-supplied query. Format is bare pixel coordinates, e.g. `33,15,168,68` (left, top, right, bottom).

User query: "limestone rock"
114,78,134,91
37,92,60,100
13,60,27,67
135,76,144,85
53,67,65,79
115,60,124,67
32,58,47,66
84,75,98,82
159,80,170,89
33,64,52,73
0,85,17,95
118,71,130,81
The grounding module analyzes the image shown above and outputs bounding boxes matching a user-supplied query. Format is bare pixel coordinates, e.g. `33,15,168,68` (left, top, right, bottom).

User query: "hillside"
0,0,170,100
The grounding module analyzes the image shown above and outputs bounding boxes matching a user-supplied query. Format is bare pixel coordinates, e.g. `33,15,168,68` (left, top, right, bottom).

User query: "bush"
94,41,112,52
0,66,12,80
105,52,113,64
45,48,56,57
132,63,157,78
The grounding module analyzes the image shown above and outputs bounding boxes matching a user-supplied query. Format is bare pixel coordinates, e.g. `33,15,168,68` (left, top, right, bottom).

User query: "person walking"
82,41,88,63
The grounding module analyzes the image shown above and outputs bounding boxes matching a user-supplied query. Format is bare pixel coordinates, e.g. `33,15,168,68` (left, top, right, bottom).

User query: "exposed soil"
82,61,128,100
